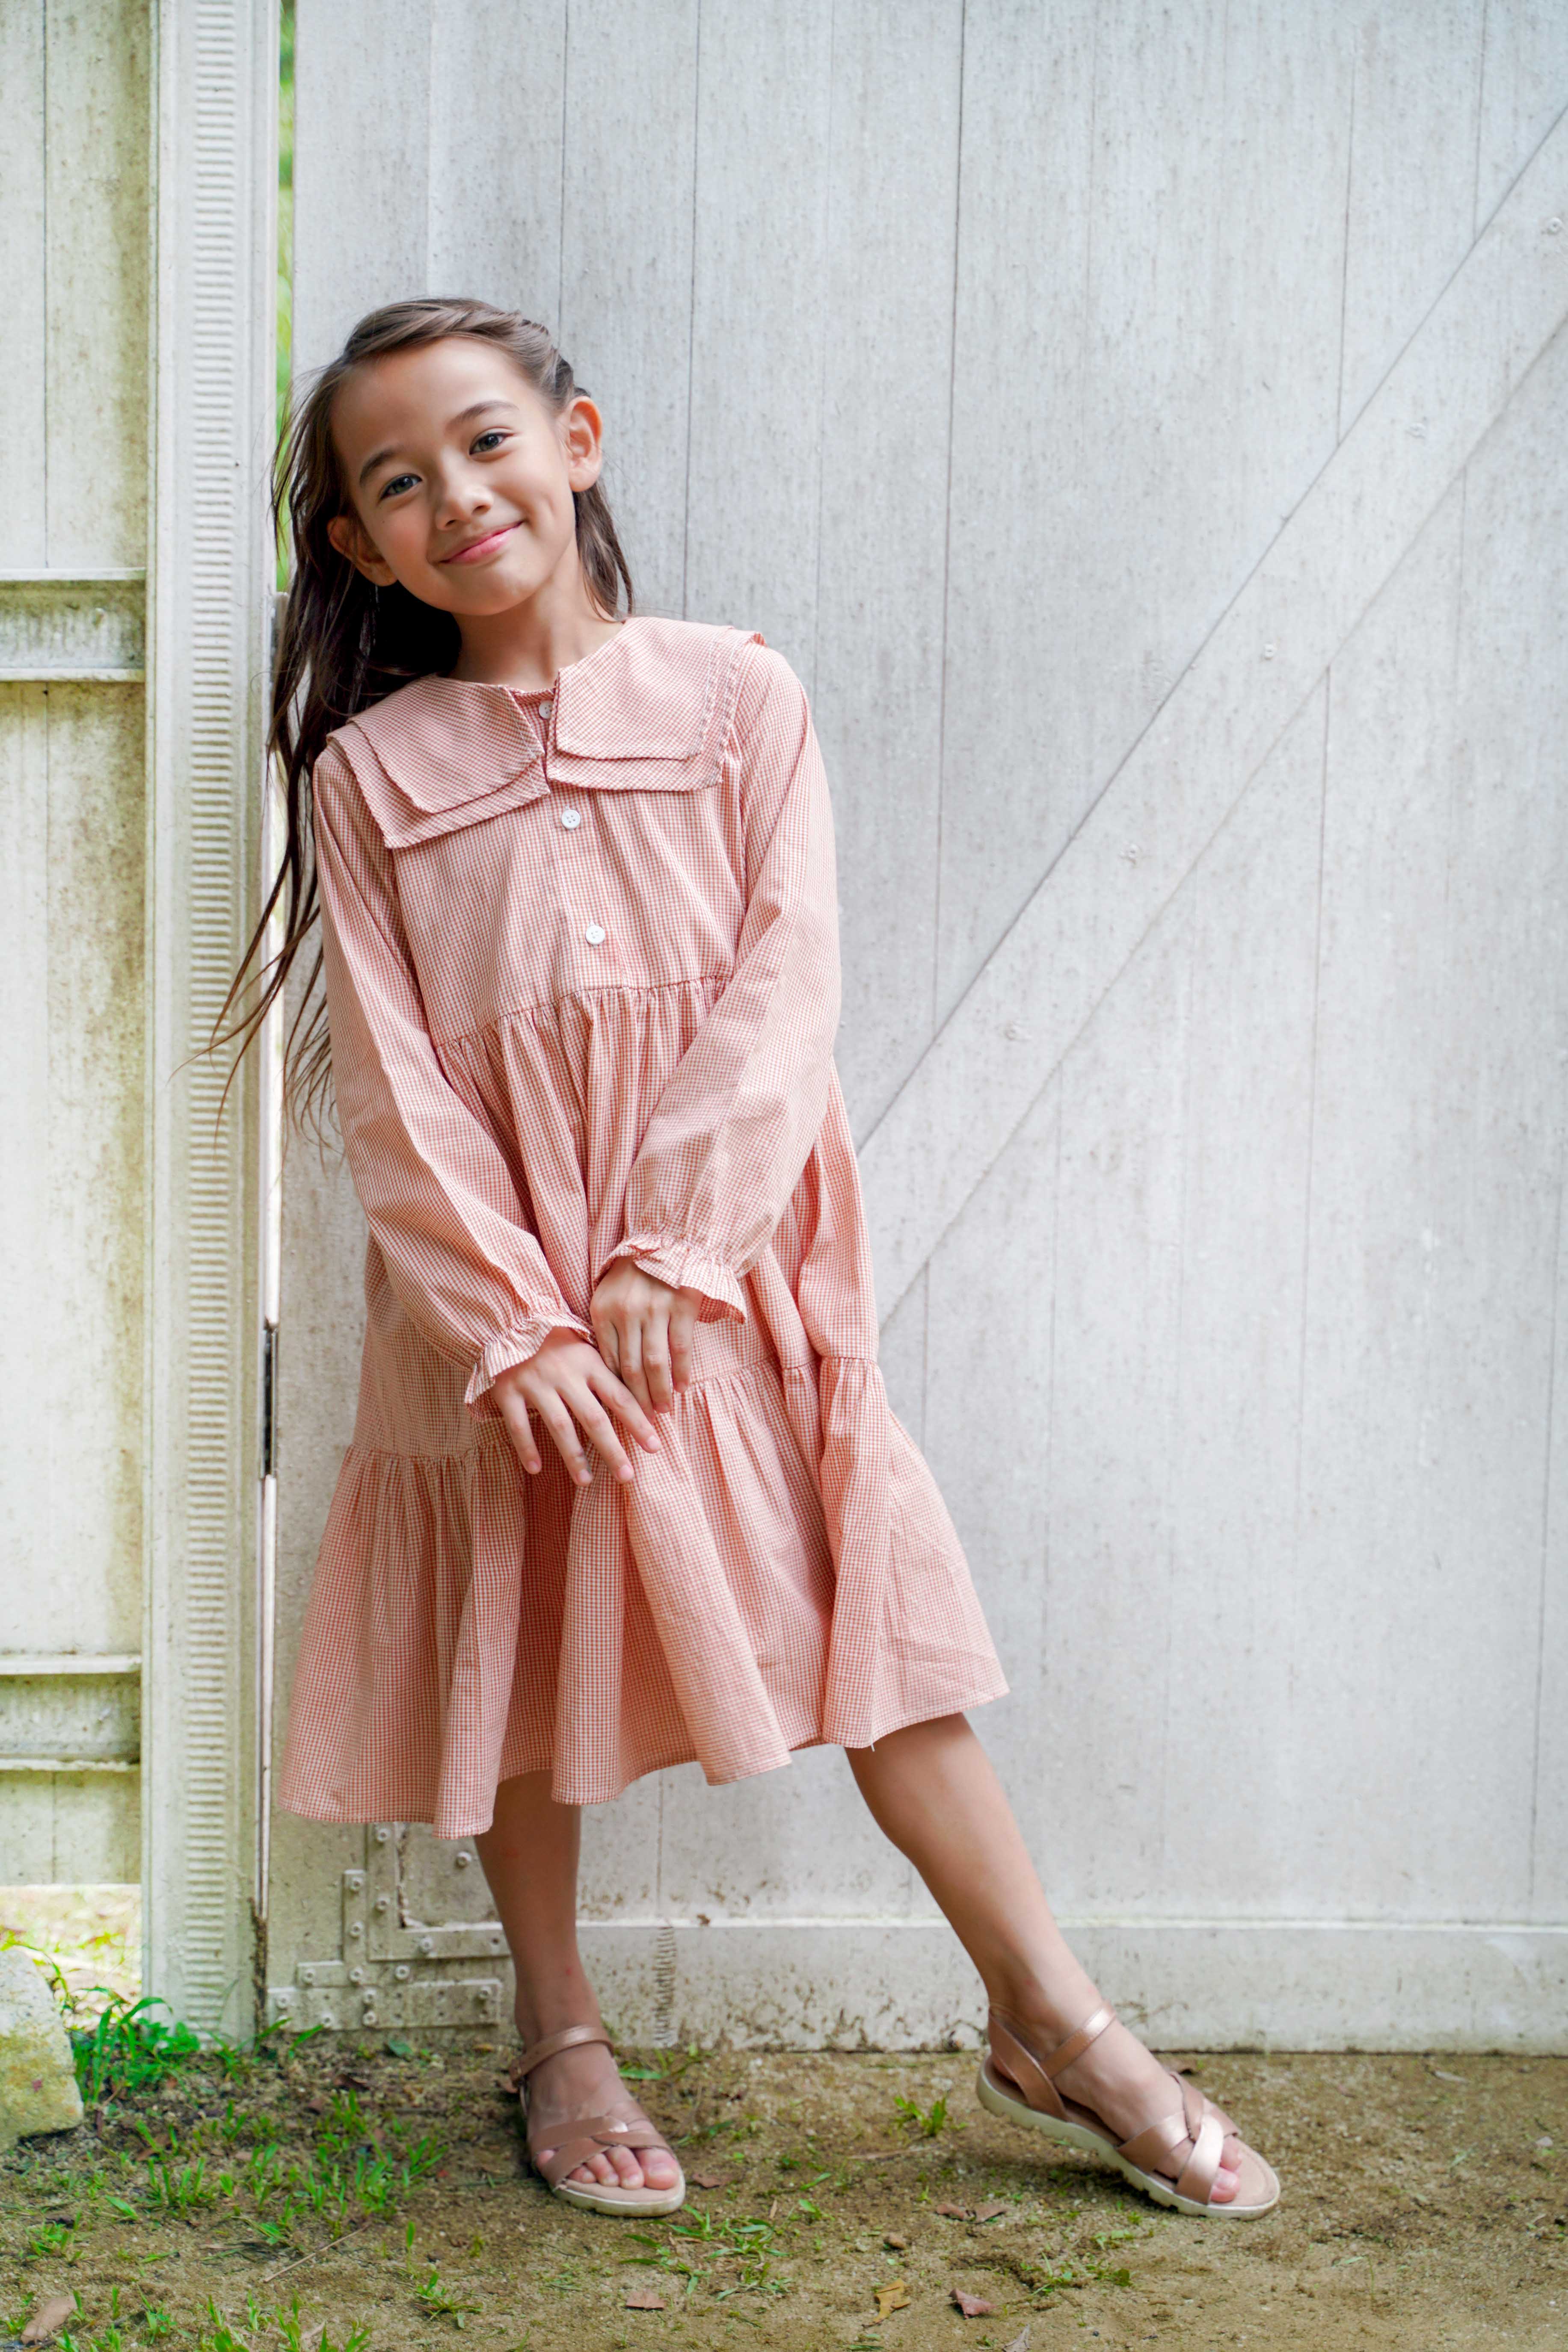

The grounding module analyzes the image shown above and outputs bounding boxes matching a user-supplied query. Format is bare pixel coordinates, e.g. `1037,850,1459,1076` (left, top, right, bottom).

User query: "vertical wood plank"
0,2,47,567
810,0,963,1129
1473,3,1568,225
292,0,433,370
44,0,150,566
427,0,566,309
41,684,147,1656
1337,4,1485,438
1040,891,1194,1911
557,3,699,625
1294,357,1568,1916
682,0,834,662
0,689,52,1598
1156,689,1324,1911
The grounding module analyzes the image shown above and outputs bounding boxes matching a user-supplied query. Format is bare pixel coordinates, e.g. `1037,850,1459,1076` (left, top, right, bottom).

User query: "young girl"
232,297,1278,2223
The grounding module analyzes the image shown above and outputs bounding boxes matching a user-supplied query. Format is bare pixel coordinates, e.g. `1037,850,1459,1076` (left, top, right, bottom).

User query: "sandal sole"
545,2168,687,2217
975,2061,1280,2220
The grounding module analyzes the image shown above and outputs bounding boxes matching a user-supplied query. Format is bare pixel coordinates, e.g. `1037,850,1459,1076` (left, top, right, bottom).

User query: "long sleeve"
599,642,842,1321
311,738,592,1408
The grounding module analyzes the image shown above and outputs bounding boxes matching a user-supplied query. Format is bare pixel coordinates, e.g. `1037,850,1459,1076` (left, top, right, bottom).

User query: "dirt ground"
2,2030,1563,2352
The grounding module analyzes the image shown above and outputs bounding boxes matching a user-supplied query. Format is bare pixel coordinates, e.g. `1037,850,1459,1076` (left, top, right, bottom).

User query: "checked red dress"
277,614,1007,1837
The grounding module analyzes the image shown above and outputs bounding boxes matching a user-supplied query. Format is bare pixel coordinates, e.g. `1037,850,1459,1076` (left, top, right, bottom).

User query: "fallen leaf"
874,2281,912,2319
43,2211,75,2228
385,2034,417,2058
21,2298,75,2345
1428,2065,1464,2083
624,2283,667,2310
974,2199,1011,2222
952,2287,995,2316
883,2231,909,2248
304,2095,329,2115
934,2201,972,2218
1003,2327,1032,2352
691,2172,727,2189
335,2071,372,2090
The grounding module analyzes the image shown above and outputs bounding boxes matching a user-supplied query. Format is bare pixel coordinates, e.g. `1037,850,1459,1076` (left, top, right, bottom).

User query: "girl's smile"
439,519,522,565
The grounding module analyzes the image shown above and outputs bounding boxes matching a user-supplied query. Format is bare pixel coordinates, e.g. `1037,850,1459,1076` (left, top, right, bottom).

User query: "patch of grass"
628,2207,792,2301
893,2089,957,2139
71,1994,201,2109
416,2262,483,2322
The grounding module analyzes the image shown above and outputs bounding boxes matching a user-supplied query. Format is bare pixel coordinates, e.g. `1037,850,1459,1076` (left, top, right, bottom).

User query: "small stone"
884,2231,909,2248
0,1951,83,2151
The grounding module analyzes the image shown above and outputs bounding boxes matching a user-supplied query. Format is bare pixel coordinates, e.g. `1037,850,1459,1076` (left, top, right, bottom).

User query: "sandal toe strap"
530,2110,676,2191
1117,2075,1227,2206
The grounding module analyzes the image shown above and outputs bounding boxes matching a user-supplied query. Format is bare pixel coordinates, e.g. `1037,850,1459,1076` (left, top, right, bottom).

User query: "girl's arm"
312,738,593,1409
598,641,842,1323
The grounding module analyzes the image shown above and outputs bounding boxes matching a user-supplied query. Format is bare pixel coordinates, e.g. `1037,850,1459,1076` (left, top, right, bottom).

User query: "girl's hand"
587,1260,704,1418
490,1328,665,1489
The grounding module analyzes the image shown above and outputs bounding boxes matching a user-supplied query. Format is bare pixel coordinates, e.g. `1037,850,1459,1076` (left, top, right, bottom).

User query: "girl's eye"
378,472,418,501
472,430,509,453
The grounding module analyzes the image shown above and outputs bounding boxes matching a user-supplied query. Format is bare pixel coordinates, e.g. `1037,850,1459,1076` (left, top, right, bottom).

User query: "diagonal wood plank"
862,103,1568,1321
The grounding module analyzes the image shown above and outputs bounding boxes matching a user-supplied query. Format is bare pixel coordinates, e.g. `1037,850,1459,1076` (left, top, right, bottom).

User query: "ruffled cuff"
463,1311,595,1413
601,1233,748,1324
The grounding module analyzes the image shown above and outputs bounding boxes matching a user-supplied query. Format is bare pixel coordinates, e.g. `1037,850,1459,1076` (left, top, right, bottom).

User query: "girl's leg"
845,1713,1243,2201
473,1769,679,2192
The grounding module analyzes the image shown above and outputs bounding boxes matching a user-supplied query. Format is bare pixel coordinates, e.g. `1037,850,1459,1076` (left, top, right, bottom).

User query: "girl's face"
325,335,604,619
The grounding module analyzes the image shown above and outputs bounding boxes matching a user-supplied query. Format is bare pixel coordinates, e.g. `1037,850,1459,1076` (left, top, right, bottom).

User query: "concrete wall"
268,1,1568,2048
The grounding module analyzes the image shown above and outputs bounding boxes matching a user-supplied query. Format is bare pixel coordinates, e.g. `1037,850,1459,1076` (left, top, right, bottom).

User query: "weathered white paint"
142,0,278,2035
270,2,1568,2048
0,0,152,1887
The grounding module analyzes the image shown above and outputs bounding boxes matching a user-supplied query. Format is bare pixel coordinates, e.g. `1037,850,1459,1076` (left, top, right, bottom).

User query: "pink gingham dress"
277,615,1007,1837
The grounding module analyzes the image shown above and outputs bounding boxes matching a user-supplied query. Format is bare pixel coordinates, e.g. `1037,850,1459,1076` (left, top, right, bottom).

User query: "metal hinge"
261,1323,279,1478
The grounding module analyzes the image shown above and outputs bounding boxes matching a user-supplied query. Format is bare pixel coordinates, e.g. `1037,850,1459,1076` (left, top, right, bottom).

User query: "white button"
539,695,552,720
584,923,606,945
559,807,581,829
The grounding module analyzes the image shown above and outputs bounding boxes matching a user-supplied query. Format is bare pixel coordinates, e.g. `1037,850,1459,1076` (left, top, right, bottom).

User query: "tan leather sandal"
975,2002,1280,2219
508,2022,687,2217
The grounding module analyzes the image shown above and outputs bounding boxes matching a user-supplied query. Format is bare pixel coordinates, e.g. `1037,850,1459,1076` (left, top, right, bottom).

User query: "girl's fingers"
613,1319,651,1418
570,1391,637,1484
496,1390,542,1475
668,1301,699,1400
639,1317,675,1413
538,1396,594,1487
587,1365,664,1454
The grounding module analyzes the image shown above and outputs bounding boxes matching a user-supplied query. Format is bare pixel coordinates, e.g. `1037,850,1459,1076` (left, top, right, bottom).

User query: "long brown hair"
216,297,635,1132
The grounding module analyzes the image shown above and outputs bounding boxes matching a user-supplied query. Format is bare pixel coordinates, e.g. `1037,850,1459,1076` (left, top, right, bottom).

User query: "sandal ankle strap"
988,2000,1117,2089
511,2021,613,2082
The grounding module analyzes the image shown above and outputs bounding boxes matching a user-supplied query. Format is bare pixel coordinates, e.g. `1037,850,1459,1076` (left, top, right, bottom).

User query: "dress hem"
275,1670,1010,1839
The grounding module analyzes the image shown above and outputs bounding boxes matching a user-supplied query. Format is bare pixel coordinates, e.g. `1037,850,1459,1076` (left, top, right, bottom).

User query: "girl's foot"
523,2036,681,2193
993,2002,1245,2201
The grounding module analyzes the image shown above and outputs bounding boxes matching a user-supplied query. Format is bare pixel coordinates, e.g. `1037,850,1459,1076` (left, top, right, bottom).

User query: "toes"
1208,2162,1239,2204
607,2145,646,2187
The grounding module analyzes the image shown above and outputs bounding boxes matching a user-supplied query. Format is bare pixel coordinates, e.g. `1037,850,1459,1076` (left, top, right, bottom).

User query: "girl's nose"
434,471,489,529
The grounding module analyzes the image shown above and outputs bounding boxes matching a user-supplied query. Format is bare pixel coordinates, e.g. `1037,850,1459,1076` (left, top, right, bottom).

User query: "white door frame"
142,0,279,2039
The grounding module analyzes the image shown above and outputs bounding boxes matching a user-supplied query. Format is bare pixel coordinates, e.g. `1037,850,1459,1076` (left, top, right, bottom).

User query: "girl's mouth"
439,522,520,565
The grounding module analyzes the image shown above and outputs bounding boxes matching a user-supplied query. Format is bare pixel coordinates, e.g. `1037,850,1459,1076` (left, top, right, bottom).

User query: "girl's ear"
561,394,605,495
326,509,397,585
